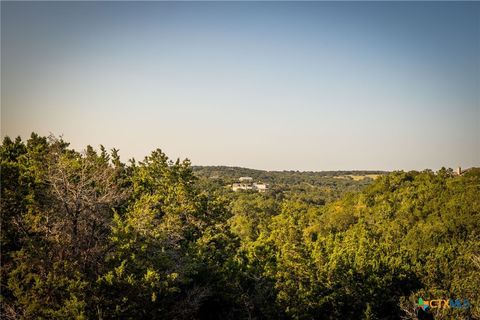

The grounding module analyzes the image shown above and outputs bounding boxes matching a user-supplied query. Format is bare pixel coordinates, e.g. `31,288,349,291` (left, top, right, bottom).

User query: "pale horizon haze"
2,2,479,171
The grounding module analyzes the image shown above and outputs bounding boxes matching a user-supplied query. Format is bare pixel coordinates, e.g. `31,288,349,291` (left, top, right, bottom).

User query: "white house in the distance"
232,177,268,193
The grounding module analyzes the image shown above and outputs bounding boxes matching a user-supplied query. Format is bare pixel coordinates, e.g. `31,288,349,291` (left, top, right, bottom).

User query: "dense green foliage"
193,166,383,203
1,134,479,319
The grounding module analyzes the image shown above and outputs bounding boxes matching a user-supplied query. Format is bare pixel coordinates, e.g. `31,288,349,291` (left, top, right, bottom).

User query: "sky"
1,1,479,171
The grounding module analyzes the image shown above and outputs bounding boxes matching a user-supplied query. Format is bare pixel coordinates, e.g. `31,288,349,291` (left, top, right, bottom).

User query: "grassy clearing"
335,174,382,181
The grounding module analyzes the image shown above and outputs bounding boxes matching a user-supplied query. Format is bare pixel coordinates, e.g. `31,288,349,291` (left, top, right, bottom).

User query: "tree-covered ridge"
193,166,384,205
192,165,386,181
193,165,385,190
1,133,479,319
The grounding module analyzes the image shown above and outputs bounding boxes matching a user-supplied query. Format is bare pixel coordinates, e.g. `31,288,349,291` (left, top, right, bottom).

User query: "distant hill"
192,165,387,186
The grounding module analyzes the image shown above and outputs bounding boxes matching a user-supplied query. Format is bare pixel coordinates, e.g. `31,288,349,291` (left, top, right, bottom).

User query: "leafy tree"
2,133,478,320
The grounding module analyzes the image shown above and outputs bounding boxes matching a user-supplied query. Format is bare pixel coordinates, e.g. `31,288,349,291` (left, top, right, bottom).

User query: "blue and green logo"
417,297,430,311
418,297,470,311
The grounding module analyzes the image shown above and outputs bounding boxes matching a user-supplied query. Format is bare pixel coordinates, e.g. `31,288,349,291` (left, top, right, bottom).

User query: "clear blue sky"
2,2,479,171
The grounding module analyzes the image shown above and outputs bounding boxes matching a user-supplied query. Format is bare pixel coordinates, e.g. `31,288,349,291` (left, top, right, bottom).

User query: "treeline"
1,133,479,319
193,165,385,185
193,166,382,204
